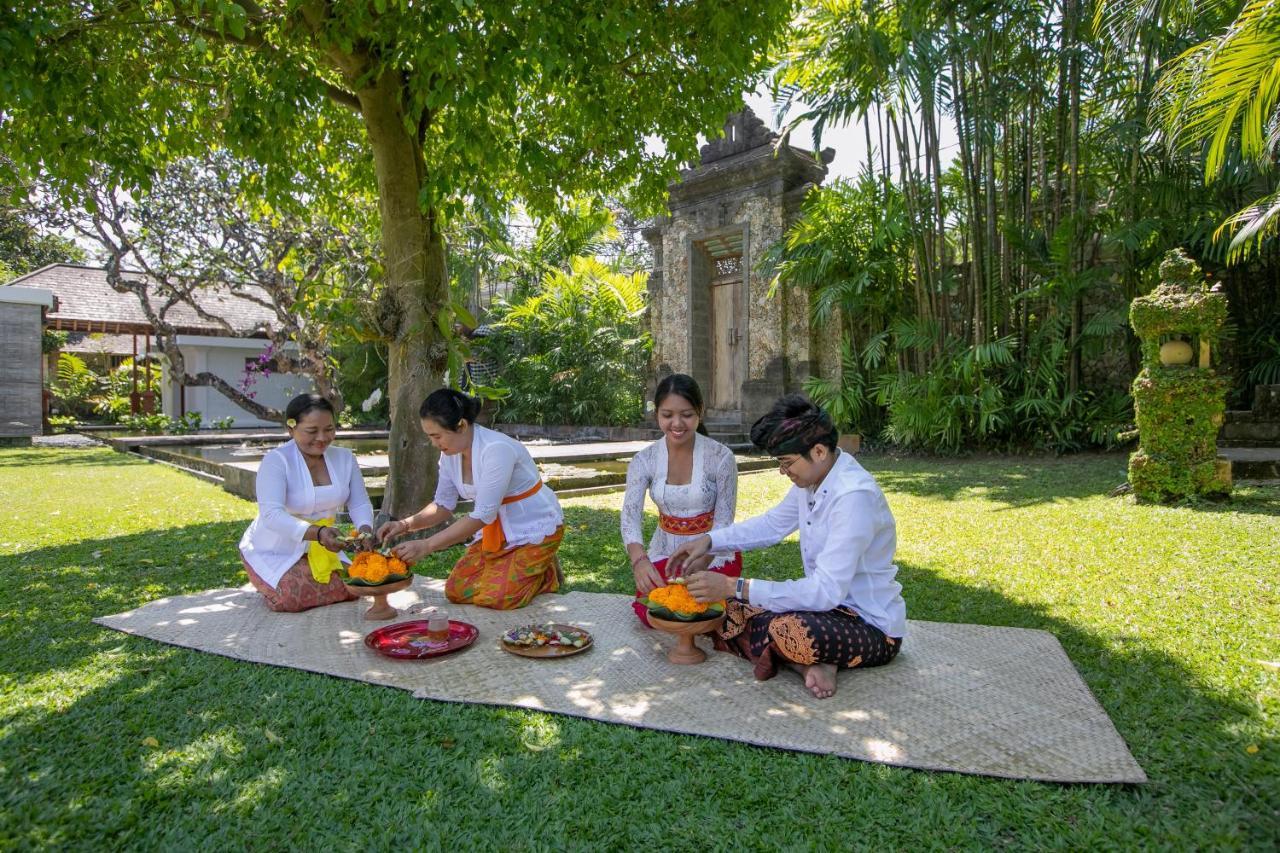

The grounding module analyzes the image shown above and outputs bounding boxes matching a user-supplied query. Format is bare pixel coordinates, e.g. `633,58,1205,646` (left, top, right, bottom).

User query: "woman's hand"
377,518,408,544
631,555,665,595
391,538,435,566
317,526,343,553
686,570,735,604
356,526,376,552
666,535,712,576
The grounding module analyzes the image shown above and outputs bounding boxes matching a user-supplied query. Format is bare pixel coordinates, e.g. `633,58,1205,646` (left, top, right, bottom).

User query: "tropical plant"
48,353,99,420
769,0,1277,451
478,257,651,426
1152,0,1280,260
93,358,162,421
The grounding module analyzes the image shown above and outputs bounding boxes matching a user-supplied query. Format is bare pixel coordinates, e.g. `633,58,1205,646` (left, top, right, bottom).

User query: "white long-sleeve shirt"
707,450,906,638
433,425,562,547
238,440,374,588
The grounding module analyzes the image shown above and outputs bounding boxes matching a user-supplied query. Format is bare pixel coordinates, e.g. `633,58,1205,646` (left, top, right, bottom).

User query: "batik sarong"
445,526,564,610
714,600,901,681
242,554,357,613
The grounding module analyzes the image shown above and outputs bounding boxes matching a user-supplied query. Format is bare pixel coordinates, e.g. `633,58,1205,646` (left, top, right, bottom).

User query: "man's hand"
377,518,408,544
666,534,712,576
686,570,735,604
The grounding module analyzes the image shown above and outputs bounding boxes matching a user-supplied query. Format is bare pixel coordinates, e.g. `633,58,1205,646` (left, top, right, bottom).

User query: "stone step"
1219,420,1280,444
1218,447,1280,481
360,454,778,506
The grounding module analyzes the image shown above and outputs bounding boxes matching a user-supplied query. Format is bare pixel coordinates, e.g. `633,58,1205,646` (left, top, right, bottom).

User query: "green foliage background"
478,258,651,426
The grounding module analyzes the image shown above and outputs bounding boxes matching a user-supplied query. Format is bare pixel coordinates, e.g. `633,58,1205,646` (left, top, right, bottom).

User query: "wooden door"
709,267,744,411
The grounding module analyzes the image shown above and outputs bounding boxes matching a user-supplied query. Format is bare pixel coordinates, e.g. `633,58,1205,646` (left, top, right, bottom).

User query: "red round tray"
364,619,478,660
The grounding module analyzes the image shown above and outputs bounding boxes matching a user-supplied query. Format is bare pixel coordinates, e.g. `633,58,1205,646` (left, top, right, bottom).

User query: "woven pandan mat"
95,577,1145,783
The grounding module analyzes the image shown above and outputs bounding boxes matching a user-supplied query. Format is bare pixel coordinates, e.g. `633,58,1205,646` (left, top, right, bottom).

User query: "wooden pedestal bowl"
647,613,726,665
342,576,413,621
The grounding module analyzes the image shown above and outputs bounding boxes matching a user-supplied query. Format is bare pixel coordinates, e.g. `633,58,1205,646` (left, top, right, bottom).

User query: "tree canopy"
0,0,792,512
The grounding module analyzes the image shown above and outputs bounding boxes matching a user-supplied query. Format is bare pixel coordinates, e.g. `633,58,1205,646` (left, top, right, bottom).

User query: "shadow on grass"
1,505,1275,847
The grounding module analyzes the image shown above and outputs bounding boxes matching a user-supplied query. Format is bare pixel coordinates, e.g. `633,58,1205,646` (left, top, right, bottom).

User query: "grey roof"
2,264,277,335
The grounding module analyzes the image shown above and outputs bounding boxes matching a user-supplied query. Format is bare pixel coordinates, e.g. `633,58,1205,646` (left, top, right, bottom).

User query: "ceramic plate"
500,623,593,659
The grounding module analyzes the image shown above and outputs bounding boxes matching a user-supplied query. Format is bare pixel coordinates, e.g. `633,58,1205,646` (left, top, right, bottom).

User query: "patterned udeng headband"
759,411,836,457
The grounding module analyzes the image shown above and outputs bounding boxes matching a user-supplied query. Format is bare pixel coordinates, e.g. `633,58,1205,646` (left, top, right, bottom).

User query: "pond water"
164,438,389,465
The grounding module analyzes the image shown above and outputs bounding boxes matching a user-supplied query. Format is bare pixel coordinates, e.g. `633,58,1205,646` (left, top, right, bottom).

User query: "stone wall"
0,295,48,438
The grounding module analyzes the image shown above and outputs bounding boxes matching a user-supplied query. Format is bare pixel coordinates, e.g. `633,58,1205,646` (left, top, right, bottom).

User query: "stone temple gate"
643,107,834,426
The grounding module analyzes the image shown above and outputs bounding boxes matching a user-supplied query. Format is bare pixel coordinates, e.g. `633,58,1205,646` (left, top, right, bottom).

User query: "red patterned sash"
658,509,714,536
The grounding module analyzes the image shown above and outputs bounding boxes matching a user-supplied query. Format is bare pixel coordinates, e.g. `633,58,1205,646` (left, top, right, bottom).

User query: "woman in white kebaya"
378,389,564,610
239,394,374,612
621,374,740,625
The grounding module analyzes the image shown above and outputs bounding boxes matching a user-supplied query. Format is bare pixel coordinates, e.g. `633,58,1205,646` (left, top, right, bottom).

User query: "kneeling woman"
622,374,741,626
379,389,563,610
669,395,906,700
239,394,373,612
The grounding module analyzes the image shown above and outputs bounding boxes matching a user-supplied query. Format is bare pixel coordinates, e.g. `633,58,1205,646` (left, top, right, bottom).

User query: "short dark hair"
749,394,837,457
420,388,481,431
285,393,336,425
654,373,709,436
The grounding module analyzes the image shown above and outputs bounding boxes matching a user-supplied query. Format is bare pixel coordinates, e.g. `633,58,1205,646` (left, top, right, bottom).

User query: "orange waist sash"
658,509,715,536
481,481,544,553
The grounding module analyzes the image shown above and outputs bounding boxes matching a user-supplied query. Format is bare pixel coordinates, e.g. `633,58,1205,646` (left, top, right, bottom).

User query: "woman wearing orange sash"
379,389,564,610
621,374,741,626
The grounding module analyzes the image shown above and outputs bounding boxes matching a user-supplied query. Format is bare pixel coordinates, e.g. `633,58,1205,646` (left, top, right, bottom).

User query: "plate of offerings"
335,527,374,552
364,619,480,660
500,623,593,659
339,551,414,620
644,580,725,665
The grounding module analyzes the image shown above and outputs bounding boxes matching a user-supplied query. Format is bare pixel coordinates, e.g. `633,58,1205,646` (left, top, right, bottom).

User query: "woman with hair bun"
668,394,906,700
377,388,564,610
621,373,741,625
238,393,373,612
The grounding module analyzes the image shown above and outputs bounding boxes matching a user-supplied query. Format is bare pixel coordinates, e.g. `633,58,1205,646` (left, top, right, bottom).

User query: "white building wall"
163,336,313,428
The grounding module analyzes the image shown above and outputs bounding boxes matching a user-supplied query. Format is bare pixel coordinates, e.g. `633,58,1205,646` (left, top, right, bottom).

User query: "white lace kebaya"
621,432,738,569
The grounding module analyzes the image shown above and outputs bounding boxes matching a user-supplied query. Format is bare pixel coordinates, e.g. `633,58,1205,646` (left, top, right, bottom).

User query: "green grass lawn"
1,446,1277,850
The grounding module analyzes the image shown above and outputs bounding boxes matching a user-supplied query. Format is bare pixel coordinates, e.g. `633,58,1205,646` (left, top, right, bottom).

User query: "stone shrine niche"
643,106,834,425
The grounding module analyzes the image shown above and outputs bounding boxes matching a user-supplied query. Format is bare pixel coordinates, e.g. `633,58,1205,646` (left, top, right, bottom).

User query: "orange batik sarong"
445,525,564,610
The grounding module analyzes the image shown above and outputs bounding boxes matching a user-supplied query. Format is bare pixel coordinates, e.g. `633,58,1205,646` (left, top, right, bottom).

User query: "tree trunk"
359,73,447,518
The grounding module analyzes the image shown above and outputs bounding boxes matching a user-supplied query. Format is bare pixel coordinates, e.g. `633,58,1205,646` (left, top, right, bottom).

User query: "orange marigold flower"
648,583,712,615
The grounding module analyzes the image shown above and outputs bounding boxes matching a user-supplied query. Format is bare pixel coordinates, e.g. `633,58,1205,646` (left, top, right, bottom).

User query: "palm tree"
1153,0,1280,259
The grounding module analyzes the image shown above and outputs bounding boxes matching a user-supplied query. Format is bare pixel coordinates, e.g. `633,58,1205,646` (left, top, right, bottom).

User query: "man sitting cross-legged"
668,394,906,700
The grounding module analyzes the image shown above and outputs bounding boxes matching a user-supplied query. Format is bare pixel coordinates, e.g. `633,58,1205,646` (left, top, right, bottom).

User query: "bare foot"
789,662,838,699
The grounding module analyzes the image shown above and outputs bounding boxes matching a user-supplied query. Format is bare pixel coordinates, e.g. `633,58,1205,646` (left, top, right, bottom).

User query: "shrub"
477,257,651,426
48,353,99,419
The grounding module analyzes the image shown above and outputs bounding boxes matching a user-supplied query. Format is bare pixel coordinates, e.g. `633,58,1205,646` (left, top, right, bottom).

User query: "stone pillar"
1128,249,1231,501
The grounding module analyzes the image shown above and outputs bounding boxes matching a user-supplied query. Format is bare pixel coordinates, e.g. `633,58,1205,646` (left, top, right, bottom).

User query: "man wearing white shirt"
670,395,906,700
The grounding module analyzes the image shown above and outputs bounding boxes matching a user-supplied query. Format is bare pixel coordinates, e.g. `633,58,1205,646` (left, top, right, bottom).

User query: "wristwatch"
734,576,747,601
